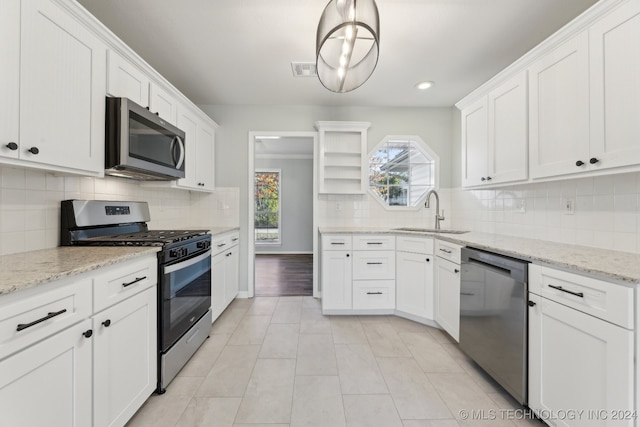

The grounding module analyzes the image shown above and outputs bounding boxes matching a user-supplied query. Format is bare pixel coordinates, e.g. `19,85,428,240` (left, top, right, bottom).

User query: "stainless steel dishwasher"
459,247,529,405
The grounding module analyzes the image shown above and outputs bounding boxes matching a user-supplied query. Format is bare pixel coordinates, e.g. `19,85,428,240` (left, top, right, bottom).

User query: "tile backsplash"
0,165,239,256
449,172,640,253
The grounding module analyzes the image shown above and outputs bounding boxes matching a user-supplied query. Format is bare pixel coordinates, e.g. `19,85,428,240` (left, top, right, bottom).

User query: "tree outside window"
255,170,281,243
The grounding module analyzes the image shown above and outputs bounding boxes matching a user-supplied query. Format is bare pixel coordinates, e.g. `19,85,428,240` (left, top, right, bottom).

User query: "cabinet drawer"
213,231,239,255
353,234,395,250
396,235,434,254
93,256,157,313
435,240,462,264
321,234,352,251
0,277,92,360
353,281,395,309
353,251,395,280
529,264,633,329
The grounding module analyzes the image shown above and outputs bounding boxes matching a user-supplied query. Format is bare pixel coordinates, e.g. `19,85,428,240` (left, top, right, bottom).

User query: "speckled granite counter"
320,227,640,285
0,246,160,296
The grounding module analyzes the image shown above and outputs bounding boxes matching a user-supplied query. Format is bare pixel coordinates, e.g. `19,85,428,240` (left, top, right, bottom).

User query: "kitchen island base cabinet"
0,319,92,427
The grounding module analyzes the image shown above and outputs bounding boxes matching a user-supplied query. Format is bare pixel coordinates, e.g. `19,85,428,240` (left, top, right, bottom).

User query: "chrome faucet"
424,190,445,230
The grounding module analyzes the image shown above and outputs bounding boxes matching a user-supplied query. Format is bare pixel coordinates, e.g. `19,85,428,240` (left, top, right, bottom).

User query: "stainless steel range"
61,199,212,393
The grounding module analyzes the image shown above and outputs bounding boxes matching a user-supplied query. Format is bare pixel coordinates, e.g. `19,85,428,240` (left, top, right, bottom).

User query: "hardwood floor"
255,254,313,296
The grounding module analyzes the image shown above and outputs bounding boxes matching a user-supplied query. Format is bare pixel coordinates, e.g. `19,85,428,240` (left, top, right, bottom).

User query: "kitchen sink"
393,227,468,234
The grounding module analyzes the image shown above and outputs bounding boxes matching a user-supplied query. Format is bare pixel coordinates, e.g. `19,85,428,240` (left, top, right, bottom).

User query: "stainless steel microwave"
105,97,186,180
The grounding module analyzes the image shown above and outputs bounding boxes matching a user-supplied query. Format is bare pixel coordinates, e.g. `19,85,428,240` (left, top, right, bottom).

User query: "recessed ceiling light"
415,81,434,90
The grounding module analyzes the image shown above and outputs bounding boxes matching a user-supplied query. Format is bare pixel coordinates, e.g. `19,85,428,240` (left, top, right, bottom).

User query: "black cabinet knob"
486,176,492,181
6,142,18,150
576,160,584,166
528,300,536,307
454,269,460,274
82,329,93,338
481,177,486,181
102,319,111,327
28,147,39,155
426,258,430,262
346,253,350,258
590,157,599,164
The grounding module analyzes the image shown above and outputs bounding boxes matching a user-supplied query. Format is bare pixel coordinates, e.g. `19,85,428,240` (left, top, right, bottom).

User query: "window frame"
367,135,440,211
254,168,282,245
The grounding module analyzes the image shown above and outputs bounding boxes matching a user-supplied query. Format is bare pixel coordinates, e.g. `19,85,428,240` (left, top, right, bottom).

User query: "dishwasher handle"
461,247,528,283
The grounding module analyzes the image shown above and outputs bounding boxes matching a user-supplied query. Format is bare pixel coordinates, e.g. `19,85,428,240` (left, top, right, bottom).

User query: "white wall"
0,164,239,256
255,157,313,253
200,104,456,294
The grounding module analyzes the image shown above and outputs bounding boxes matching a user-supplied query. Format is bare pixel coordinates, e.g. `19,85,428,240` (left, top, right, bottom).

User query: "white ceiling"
78,0,598,108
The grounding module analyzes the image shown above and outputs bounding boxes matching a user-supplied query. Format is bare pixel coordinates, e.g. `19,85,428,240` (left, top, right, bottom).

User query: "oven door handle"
164,249,212,274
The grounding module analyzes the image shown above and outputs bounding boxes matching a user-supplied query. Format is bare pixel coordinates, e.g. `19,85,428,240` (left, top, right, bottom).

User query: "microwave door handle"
175,136,185,169
170,137,178,165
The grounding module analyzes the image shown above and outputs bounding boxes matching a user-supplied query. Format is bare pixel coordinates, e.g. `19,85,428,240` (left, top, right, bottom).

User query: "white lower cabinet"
396,235,435,320
321,249,353,311
0,254,158,427
93,287,157,427
211,231,240,322
0,319,93,427
528,292,633,426
434,256,460,342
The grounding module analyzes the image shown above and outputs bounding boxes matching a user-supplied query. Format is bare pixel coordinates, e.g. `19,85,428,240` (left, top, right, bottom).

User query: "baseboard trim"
236,291,250,299
255,251,313,255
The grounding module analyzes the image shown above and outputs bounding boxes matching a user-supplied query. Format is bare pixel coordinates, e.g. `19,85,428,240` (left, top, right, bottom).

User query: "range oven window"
161,250,211,351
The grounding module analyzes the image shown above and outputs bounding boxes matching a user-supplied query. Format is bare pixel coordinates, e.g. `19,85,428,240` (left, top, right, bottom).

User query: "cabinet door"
20,0,106,175
396,251,434,319
321,250,352,311
529,32,590,179
434,257,460,342
589,0,640,170
176,107,199,189
149,83,177,125
211,251,227,322
195,122,215,190
488,71,528,184
0,319,92,427
0,0,20,160
93,287,157,427
461,96,488,187
528,294,633,426
224,248,239,306
106,49,149,107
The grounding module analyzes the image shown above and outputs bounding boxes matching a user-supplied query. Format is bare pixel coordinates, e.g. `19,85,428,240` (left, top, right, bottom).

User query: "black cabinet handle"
16,309,67,332
28,147,39,155
454,269,460,274
576,160,584,166
590,157,599,164
232,238,239,242
102,319,111,327
6,142,18,150
331,242,345,245
548,284,584,298
122,276,146,287
366,292,383,295
439,248,452,254
481,177,486,182
83,329,93,338
226,252,232,257
366,262,383,265
528,301,536,307
366,242,383,245
217,243,227,248
461,292,475,296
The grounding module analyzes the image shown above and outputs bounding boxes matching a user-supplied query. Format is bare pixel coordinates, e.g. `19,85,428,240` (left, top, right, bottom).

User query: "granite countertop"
0,246,160,296
319,227,640,285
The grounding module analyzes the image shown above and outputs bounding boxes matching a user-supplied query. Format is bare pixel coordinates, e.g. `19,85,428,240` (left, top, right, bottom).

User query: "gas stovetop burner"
82,229,209,246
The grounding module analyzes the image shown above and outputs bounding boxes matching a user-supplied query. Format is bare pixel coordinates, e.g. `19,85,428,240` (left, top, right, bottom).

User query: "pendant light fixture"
316,0,380,93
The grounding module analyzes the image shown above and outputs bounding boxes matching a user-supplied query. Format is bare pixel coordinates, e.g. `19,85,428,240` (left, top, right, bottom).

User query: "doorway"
247,132,318,298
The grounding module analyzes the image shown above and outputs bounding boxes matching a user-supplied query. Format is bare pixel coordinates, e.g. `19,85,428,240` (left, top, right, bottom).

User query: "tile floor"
126,297,542,427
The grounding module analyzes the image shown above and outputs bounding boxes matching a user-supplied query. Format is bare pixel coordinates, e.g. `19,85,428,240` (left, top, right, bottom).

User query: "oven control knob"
197,241,205,249
170,249,179,258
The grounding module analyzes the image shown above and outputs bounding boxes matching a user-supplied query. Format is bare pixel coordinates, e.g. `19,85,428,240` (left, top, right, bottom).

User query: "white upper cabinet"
0,1,20,160
176,107,199,189
195,122,215,190
16,0,106,175
488,71,528,184
106,49,150,107
149,82,178,125
529,32,590,179
461,71,527,187
176,105,216,191
461,97,488,187
589,0,640,170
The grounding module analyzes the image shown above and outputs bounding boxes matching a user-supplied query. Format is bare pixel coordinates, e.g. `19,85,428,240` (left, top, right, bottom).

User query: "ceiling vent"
291,62,317,77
